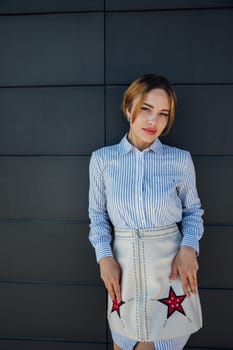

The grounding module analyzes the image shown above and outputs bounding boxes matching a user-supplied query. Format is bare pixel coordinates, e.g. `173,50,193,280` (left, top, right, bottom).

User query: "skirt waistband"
114,223,179,239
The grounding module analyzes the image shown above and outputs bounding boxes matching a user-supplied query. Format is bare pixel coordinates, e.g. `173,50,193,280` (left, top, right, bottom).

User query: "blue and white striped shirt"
89,134,204,262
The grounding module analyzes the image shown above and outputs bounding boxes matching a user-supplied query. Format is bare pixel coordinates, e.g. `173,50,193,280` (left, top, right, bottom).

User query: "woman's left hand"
169,246,199,297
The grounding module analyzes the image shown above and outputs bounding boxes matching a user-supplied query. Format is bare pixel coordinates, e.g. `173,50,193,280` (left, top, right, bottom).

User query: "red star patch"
111,299,125,318
158,286,186,319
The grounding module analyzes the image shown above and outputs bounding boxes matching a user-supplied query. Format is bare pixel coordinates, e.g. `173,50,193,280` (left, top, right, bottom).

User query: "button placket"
137,152,146,227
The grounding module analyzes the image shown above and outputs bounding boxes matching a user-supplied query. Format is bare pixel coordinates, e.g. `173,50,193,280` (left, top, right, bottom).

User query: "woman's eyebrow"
142,102,153,108
143,102,170,112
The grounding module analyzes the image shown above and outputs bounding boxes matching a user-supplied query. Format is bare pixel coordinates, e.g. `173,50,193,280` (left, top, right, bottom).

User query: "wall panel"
198,226,233,288
188,289,233,348
106,10,233,84
0,157,89,220
0,87,104,155
106,0,233,10
0,284,105,341
195,158,233,224
0,13,104,86
0,223,100,284
0,0,104,13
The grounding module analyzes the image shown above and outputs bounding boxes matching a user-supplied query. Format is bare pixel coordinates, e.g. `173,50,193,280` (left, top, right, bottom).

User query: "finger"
187,273,198,294
195,275,198,288
180,273,190,297
170,264,178,280
107,283,116,301
113,281,122,302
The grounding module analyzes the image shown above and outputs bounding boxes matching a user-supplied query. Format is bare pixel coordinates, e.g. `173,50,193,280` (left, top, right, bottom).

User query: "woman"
88,74,204,350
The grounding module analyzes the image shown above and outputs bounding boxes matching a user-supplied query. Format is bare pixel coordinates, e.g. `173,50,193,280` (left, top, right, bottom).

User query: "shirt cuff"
181,234,200,255
95,242,113,263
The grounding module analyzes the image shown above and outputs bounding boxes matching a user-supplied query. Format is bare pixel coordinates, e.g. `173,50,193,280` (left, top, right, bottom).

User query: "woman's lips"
142,128,157,136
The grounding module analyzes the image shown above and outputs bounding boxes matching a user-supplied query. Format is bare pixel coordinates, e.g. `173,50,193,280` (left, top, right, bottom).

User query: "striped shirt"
88,134,204,349
88,133,204,262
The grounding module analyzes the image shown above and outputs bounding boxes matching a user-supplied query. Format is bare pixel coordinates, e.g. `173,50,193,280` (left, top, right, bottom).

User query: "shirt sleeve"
88,151,113,262
177,151,204,255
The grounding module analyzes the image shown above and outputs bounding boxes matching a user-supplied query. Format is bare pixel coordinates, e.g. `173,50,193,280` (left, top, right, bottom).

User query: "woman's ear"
126,107,131,120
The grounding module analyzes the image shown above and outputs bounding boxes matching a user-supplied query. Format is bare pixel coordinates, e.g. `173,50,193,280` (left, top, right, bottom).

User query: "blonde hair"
121,74,177,136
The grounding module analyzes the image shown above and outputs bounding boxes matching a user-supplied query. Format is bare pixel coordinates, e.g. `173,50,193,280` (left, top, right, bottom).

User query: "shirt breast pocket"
153,175,180,204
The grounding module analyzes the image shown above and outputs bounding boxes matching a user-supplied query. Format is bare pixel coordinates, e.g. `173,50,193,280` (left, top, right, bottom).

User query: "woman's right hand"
99,256,122,302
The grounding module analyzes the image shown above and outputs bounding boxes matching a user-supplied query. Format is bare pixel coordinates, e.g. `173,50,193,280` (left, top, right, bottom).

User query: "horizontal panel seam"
0,83,233,89
0,11,105,16
0,219,90,224
0,280,102,287
0,155,91,158
0,84,105,89
185,347,231,350
106,7,233,13
0,7,232,17
0,336,106,344
199,287,233,290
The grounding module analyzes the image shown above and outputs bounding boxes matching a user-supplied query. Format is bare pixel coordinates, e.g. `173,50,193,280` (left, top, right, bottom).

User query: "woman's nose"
148,113,159,123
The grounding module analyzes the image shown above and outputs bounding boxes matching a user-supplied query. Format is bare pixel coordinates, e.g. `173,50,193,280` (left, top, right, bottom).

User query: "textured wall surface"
0,1,232,349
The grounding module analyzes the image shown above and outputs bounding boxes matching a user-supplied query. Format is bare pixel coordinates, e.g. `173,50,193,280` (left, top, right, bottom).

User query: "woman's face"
127,88,170,150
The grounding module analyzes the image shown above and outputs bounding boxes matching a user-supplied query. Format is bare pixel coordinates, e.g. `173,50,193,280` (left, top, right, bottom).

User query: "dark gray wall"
0,1,232,349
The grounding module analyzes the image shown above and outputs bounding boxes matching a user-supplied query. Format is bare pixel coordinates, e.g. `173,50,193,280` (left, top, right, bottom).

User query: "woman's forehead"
143,89,170,108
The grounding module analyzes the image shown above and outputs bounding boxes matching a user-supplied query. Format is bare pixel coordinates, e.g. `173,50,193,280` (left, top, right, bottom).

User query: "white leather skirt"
107,224,202,342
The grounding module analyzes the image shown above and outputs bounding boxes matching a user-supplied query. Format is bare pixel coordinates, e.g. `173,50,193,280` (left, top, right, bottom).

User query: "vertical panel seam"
104,0,107,148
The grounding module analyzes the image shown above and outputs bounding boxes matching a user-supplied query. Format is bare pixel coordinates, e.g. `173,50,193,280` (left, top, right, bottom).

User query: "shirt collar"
119,133,163,155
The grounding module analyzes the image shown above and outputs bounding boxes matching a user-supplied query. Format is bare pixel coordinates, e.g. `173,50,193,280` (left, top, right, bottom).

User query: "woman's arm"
88,151,113,262
170,151,204,297
88,151,122,301
177,151,204,255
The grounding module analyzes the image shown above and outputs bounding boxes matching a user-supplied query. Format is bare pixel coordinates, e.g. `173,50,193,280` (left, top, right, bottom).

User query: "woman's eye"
161,113,169,117
142,107,149,111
